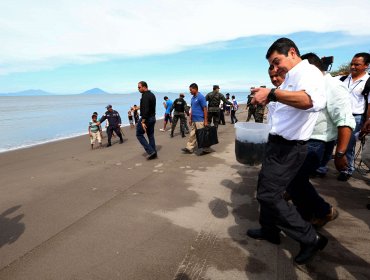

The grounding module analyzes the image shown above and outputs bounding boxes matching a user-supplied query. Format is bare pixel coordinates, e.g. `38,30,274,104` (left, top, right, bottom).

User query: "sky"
0,0,370,94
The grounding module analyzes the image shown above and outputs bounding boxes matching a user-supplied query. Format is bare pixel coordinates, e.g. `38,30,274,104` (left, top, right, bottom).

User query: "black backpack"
340,75,370,118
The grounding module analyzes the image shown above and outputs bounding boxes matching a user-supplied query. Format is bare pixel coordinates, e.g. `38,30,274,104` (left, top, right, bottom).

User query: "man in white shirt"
287,53,355,226
247,38,327,265
337,53,370,181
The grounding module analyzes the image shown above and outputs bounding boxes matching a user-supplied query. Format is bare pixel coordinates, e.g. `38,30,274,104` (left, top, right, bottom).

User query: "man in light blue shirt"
288,53,355,227
160,96,173,132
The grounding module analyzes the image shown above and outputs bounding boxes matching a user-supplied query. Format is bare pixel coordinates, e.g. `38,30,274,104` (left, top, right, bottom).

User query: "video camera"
321,56,334,72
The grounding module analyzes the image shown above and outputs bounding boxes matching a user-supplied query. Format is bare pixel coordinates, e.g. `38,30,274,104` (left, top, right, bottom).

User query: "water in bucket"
234,122,271,165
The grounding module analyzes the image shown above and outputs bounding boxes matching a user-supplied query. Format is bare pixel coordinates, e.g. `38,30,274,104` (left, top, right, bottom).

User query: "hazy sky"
0,0,369,93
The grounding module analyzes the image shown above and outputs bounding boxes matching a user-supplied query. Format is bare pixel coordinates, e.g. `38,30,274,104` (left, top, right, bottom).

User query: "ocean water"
0,92,247,153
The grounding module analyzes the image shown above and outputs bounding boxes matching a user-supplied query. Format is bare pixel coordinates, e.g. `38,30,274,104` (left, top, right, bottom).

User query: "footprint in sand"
116,162,122,166
135,163,142,167
154,163,163,168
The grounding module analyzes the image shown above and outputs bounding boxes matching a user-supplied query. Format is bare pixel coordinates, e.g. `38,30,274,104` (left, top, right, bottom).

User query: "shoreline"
0,116,167,155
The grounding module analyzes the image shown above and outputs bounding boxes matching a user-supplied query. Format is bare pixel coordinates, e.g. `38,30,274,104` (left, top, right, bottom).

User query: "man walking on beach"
205,85,232,129
182,83,210,155
337,52,370,181
170,93,187,138
136,81,157,160
160,96,173,132
230,95,238,124
97,105,123,147
247,38,327,264
286,52,355,227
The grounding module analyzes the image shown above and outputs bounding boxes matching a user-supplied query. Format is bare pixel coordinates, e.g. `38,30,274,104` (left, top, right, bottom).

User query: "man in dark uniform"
170,93,188,138
97,105,123,147
136,81,157,160
205,85,233,129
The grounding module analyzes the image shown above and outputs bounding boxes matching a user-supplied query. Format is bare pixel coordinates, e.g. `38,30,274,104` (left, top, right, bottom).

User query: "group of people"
88,106,124,149
247,37,369,265
87,40,370,265
88,80,242,157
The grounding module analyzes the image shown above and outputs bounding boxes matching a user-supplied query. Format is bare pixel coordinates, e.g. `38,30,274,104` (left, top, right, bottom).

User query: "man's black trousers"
256,134,317,245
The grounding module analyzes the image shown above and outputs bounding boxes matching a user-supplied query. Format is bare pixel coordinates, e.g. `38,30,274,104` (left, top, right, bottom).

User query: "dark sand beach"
0,111,370,279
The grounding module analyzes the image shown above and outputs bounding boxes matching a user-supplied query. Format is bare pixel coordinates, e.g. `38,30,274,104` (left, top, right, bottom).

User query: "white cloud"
0,0,369,75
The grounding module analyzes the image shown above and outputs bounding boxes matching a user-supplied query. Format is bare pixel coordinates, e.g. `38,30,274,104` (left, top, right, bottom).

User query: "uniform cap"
106,104,112,109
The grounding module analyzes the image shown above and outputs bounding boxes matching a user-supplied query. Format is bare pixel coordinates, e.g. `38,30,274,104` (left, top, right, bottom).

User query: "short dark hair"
189,83,198,90
232,95,235,99
266,37,301,59
301,52,325,72
164,96,168,100
92,112,98,116
139,81,148,88
213,85,219,90
354,52,370,65
92,114,97,118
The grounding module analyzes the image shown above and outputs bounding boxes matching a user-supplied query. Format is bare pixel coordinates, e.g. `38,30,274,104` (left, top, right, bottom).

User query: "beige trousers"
90,131,102,144
186,122,207,152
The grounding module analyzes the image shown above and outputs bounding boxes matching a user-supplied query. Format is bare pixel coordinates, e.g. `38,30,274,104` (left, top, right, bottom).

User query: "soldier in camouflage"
205,85,233,128
246,91,257,122
255,86,267,123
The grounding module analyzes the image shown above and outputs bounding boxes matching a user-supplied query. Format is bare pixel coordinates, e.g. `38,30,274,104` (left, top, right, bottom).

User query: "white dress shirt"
269,59,326,141
342,73,370,115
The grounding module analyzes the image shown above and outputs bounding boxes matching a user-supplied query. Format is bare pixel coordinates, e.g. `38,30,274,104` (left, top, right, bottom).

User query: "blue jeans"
344,114,363,175
136,117,156,155
316,140,336,174
287,139,331,220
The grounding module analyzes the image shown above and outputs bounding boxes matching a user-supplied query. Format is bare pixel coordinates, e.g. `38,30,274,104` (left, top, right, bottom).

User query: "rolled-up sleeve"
327,78,355,130
298,70,326,112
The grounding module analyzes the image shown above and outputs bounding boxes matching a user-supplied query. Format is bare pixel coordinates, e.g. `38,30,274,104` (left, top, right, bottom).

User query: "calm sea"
0,92,247,153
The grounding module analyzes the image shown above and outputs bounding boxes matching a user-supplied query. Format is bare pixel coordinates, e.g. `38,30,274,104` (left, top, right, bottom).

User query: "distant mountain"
0,89,53,96
81,88,109,95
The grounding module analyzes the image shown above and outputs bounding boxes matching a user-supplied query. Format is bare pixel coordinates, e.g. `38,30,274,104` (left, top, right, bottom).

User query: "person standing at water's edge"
97,105,123,147
136,81,157,160
247,38,327,265
181,83,210,155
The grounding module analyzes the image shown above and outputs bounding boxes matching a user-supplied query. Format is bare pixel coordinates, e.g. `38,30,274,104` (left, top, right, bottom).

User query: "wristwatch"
267,88,277,102
335,151,345,158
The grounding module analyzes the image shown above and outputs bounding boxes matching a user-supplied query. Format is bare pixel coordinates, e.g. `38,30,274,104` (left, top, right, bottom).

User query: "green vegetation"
330,62,350,76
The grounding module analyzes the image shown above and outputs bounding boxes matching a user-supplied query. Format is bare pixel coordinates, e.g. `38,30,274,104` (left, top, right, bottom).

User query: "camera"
321,56,334,71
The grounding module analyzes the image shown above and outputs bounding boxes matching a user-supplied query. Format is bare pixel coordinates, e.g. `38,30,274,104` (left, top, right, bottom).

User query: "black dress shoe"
147,152,157,160
294,233,328,264
106,143,112,147
246,228,281,245
337,172,351,181
119,139,124,144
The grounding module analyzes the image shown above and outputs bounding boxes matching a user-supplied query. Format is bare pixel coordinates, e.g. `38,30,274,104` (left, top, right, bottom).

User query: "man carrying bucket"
247,38,327,265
